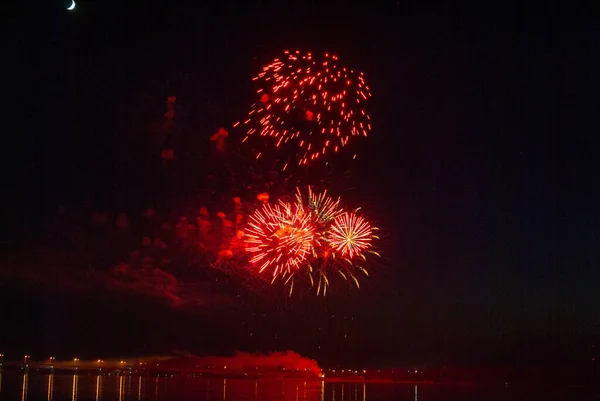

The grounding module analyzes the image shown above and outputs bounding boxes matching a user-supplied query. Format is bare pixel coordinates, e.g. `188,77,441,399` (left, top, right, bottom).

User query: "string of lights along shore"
234,50,373,170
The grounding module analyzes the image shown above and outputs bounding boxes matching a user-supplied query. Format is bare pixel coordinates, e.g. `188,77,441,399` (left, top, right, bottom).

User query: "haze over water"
0,372,598,401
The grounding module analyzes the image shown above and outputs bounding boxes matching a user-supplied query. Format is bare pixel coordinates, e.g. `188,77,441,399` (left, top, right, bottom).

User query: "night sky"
3,1,599,367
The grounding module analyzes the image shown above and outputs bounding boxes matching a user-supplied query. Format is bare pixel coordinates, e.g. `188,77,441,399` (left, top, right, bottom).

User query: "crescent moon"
67,0,75,10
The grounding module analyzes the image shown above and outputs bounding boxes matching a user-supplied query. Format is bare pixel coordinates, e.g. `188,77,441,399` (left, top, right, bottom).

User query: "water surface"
0,372,597,401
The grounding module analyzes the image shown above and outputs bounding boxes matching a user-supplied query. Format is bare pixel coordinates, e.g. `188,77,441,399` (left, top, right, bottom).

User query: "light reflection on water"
48,374,54,401
22,373,29,401
94,375,100,401
0,372,597,401
72,373,78,401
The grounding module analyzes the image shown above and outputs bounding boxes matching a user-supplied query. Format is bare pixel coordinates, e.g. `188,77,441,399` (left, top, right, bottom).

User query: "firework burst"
245,201,316,278
329,212,373,259
234,50,372,169
244,188,378,296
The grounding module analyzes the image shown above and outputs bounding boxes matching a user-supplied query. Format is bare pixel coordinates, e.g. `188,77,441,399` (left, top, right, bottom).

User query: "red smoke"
136,351,322,377
162,96,176,130
210,128,229,152
104,263,183,306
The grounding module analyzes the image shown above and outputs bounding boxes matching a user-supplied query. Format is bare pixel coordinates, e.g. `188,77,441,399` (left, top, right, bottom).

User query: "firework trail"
234,50,372,170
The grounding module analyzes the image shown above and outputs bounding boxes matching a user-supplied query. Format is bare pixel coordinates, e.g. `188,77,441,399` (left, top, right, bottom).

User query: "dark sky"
2,1,599,367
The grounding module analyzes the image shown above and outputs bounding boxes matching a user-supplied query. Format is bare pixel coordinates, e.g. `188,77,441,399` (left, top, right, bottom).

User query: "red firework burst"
329,212,373,259
245,201,316,278
234,50,372,169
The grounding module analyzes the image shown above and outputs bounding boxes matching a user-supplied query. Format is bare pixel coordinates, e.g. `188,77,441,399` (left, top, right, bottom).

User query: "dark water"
0,372,599,401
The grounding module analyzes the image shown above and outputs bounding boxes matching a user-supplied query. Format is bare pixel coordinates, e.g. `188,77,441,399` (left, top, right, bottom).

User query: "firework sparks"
296,186,342,225
235,50,372,169
245,201,316,278
245,189,378,295
329,212,373,259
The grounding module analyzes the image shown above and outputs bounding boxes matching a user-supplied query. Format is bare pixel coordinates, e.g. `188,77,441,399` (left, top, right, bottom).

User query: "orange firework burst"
245,201,316,278
329,212,373,259
234,50,372,169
